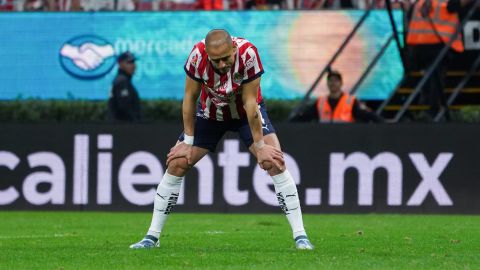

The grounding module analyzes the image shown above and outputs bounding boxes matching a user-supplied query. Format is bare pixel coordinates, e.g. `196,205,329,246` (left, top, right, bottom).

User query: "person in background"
291,70,384,123
406,0,464,121
107,52,142,122
23,0,55,10
57,0,82,10
197,0,223,9
0,0,15,10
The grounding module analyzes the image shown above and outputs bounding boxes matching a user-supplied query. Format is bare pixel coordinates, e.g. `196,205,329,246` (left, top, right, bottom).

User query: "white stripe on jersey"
216,106,223,121
204,96,212,118
234,38,249,48
249,49,262,74
214,72,220,89
186,47,203,79
241,47,261,80
233,50,240,76
202,68,209,82
226,72,233,94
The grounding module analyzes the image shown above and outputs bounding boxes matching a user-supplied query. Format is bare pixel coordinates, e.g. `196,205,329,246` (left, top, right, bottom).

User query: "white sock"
271,170,307,240
147,171,183,239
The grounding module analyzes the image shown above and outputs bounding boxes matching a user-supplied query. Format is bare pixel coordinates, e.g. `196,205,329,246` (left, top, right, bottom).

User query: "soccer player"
129,29,314,250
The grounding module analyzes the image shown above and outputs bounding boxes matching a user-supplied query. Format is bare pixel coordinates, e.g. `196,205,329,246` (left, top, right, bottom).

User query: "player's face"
327,76,342,94
207,42,236,74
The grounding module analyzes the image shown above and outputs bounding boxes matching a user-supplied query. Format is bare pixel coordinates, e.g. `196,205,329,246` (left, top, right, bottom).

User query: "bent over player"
130,29,314,250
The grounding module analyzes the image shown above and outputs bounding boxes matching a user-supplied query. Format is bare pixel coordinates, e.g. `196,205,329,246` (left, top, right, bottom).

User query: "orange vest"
407,0,464,52
316,93,355,123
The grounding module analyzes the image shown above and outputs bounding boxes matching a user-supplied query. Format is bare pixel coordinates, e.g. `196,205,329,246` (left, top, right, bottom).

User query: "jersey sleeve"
242,46,264,83
184,45,203,82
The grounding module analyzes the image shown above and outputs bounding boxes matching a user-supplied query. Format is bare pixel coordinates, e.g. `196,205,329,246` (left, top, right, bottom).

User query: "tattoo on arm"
254,111,259,119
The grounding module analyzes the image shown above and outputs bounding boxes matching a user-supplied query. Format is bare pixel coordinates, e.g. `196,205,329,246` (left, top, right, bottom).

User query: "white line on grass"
204,231,225,235
0,233,78,239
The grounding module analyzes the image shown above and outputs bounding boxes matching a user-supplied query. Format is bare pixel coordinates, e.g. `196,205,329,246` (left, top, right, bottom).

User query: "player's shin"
271,170,307,239
147,171,183,239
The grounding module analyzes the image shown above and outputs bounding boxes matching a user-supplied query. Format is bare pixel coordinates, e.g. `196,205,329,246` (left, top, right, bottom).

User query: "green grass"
0,212,479,270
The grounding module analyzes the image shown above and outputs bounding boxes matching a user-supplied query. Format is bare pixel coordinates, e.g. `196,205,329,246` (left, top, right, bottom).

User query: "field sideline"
0,212,479,270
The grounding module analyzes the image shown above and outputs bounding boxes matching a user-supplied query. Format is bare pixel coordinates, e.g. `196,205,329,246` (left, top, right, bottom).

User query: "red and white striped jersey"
184,37,264,121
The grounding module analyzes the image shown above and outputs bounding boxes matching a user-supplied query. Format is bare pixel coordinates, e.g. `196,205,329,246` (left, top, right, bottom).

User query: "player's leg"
130,117,225,249
251,134,313,250
129,146,208,249
148,146,209,234
238,102,313,250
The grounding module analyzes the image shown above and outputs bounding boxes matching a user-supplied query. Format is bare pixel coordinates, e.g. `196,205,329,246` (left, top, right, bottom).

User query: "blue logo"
59,35,116,79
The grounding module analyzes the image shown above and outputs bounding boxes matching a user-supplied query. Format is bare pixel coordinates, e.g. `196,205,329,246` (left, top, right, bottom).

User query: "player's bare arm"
166,75,201,166
241,77,284,171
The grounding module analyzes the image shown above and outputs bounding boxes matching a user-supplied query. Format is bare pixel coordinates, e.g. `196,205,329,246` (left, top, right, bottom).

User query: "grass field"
0,212,479,270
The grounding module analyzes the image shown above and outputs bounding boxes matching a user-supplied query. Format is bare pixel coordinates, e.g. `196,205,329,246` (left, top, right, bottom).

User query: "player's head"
118,51,136,76
327,70,343,94
205,29,236,74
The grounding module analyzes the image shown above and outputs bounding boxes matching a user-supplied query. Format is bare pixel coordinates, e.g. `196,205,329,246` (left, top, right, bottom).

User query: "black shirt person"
107,52,141,122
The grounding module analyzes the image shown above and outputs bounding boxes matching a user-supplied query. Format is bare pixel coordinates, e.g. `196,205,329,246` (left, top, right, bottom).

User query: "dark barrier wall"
1,123,479,214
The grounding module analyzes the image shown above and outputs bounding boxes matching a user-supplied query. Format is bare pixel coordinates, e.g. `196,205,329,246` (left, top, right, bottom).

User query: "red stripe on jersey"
206,64,215,89
252,47,264,71
218,73,229,95
201,89,208,112
198,56,209,82
247,65,256,79
188,64,196,78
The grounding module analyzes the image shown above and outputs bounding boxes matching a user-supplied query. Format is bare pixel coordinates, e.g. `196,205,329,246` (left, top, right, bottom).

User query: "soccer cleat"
129,235,160,249
295,235,314,250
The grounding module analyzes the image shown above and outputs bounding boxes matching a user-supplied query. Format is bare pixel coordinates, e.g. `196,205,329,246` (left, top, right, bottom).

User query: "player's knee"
167,157,190,176
261,161,285,176
261,161,274,171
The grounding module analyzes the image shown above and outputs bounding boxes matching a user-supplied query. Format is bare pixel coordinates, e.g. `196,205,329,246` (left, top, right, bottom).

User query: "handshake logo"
60,35,116,79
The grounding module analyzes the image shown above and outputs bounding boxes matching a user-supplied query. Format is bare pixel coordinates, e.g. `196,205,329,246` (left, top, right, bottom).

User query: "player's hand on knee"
166,143,193,166
256,144,285,171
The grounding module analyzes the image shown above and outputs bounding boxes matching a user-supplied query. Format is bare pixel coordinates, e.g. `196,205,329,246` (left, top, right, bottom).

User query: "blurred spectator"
310,0,406,9
245,0,290,9
151,0,170,10
79,0,137,11
197,0,223,9
310,0,354,9
57,0,82,10
0,0,15,10
116,0,138,10
23,0,56,10
406,0,464,120
80,0,114,11
291,70,383,123
107,52,142,122
2,0,412,12
228,0,245,9
149,0,196,10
